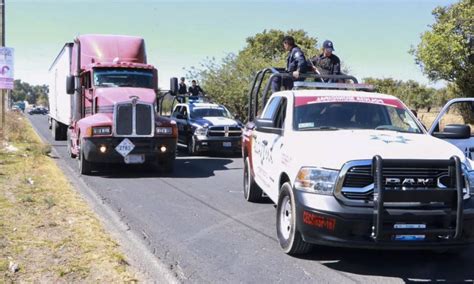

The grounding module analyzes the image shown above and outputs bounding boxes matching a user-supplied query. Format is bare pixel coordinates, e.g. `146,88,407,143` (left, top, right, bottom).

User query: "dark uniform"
188,85,204,97
178,82,187,95
312,53,341,76
272,46,308,92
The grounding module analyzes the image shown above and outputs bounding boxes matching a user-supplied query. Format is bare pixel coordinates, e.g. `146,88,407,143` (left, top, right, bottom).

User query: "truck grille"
208,126,242,137
115,102,154,136
341,165,453,201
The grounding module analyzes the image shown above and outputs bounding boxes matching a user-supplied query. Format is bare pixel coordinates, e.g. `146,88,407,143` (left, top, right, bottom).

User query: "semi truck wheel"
67,130,77,159
78,143,92,175
51,119,67,141
243,157,263,202
276,182,312,255
51,119,61,141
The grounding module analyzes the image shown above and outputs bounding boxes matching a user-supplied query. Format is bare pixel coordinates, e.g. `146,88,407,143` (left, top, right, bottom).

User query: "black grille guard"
371,155,464,241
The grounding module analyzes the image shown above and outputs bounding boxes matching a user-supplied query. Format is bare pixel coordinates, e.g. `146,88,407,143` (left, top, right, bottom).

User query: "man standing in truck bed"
311,40,341,78
271,36,308,92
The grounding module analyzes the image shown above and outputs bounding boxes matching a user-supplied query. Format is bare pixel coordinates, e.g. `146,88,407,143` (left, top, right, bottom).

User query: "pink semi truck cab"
48,34,177,174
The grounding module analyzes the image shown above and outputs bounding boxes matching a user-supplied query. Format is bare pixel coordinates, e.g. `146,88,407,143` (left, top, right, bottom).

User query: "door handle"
262,140,268,146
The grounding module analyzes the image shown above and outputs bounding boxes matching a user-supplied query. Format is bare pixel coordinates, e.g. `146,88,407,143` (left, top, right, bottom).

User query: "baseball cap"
323,40,335,51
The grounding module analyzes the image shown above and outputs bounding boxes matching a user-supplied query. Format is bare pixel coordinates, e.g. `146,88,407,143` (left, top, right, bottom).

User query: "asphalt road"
29,114,474,283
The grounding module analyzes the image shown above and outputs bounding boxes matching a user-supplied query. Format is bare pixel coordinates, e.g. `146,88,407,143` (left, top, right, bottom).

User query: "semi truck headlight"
295,167,339,195
156,127,173,135
92,126,111,135
194,127,208,136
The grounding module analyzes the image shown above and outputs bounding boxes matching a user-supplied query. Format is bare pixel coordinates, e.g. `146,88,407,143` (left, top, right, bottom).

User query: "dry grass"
418,107,474,132
0,112,137,282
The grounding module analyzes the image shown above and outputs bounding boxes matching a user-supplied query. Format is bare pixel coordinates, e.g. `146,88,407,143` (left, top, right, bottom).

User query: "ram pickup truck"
242,69,474,255
170,98,243,155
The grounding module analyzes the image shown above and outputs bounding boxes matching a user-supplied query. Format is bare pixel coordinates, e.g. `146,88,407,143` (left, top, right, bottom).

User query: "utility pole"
0,0,4,140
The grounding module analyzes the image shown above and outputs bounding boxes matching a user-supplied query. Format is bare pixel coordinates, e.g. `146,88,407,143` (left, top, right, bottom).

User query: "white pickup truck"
242,70,474,255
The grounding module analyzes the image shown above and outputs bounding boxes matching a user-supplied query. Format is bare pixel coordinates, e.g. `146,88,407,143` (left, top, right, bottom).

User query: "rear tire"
276,182,312,255
243,157,263,202
51,119,67,141
51,119,60,141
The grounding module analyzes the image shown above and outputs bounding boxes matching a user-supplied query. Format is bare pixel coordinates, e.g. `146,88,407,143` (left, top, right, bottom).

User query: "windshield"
190,107,231,119
294,98,422,133
93,68,154,88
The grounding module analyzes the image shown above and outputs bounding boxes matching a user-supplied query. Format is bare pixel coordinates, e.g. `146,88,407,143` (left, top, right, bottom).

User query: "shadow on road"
299,246,474,282
93,156,237,179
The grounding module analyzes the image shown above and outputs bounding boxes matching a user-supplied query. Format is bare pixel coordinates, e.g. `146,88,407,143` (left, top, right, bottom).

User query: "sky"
8,0,456,88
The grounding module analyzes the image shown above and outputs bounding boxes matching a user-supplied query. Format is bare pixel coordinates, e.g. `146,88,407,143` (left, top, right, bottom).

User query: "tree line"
11,79,49,106
12,0,472,119
188,0,472,120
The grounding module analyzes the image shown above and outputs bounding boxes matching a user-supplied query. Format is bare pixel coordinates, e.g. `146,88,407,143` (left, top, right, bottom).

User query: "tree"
188,29,320,120
363,77,436,110
11,80,49,105
411,0,473,99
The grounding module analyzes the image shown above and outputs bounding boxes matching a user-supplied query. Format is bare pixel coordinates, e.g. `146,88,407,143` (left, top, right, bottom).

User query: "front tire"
67,129,77,159
276,182,312,255
243,157,263,202
78,141,92,175
187,136,197,155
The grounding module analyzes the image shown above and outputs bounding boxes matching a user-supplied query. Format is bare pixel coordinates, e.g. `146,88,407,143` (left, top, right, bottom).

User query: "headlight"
155,127,173,135
294,167,339,195
92,126,111,136
194,127,208,136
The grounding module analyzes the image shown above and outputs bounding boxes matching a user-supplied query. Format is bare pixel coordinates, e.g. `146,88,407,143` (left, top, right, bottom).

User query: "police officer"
272,36,308,92
188,80,204,98
311,40,341,79
178,77,187,95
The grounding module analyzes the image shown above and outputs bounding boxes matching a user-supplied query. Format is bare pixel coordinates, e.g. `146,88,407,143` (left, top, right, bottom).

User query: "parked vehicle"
48,34,177,174
169,96,242,155
242,68,474,255
428,98,474,161
28,106,48,115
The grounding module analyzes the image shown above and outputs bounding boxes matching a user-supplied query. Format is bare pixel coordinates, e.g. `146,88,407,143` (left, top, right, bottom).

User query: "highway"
29,114,474,283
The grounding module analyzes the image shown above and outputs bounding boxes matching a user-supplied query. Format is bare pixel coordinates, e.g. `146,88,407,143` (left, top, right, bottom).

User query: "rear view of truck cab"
48,34,177,175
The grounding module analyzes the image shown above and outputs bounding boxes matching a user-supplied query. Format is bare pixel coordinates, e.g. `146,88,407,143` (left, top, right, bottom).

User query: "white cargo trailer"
48,43,73,141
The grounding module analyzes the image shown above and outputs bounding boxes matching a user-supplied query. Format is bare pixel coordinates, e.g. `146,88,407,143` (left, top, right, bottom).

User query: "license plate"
394,235,425,241
223,142,232,147
124,154,145,164
393,223,425,241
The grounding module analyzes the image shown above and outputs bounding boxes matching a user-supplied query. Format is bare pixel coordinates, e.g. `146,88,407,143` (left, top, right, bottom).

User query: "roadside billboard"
0,47,14,90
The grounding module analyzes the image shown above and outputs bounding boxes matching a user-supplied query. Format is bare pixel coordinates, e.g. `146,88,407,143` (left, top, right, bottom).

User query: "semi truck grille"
341,165,453,201
208,126,242,137
115,102,154,136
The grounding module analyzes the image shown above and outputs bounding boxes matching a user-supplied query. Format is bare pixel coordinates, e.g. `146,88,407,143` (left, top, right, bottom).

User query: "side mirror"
432,124,471,139
170,77,178,96
66,75,75,95
255,118,282,135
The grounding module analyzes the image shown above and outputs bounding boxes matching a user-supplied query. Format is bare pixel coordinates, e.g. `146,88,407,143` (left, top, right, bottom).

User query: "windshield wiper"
300,126,339,131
